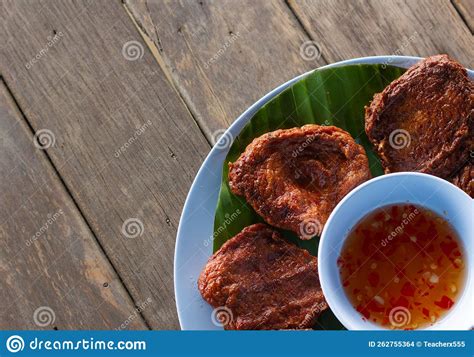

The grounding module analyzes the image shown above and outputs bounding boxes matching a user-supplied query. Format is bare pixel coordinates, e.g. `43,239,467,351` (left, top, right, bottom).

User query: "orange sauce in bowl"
338,204,465,329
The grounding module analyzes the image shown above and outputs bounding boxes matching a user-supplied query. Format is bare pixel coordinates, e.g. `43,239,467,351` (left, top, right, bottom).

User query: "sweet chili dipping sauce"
338,203,465,329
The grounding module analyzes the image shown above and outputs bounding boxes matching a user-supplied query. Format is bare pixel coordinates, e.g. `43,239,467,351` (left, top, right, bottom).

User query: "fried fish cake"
228,125,371,239
451,131,473,197
365,55,473,178
451,162,473,198
198,224,327,330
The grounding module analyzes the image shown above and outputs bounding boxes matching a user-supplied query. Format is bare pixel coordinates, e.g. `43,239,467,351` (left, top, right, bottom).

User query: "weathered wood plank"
453,0,474,32
0,82,146,329
125,0,325,139
287,0,473,68
1,0,211,328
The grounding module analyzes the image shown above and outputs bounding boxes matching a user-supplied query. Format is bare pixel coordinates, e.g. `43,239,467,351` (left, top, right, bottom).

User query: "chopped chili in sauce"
338,204,465,329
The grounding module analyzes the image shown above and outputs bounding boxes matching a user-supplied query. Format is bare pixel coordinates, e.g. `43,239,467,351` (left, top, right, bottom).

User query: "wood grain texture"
125,0,325,139
0,82,146,329
1,0,210,329
453,0,474,31
288,0,473,68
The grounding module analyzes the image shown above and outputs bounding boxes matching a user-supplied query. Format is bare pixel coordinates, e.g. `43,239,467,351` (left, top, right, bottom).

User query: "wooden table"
0,0,472,330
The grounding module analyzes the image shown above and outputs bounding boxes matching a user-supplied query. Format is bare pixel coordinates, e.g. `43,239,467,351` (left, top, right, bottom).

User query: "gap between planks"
283,0,331,65
122,1,213,148
123,0,326,141
451,0,474,33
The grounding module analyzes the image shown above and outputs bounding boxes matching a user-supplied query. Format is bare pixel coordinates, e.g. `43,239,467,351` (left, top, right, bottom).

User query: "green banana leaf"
213,64,406,329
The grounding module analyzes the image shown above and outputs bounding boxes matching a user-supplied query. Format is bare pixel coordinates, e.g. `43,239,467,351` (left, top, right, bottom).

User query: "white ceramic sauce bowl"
318,172,473,330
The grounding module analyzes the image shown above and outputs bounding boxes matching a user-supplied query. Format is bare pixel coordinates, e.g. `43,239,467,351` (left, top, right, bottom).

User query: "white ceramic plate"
174,56,473,330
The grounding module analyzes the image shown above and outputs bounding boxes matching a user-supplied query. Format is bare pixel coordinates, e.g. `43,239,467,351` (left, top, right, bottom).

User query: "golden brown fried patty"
451,162,473,198
198,224,327,330
228,125,371,239
365,55,473,178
